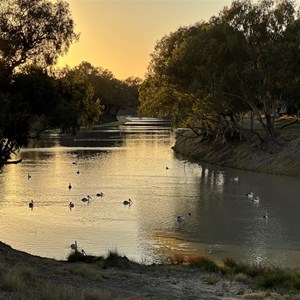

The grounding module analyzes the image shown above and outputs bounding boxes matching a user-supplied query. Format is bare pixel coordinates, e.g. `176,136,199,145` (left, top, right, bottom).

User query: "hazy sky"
56,1,243,80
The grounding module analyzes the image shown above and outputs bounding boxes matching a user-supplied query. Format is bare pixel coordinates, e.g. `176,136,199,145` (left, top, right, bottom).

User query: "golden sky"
56,1,239,80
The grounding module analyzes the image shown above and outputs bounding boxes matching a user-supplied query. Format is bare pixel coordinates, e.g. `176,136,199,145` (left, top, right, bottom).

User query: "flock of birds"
26,165,269,254
26,164,133,212
27,161,135,253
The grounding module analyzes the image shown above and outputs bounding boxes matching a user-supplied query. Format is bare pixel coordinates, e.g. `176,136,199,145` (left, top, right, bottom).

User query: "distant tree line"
139,0,300,143
0,0,140,168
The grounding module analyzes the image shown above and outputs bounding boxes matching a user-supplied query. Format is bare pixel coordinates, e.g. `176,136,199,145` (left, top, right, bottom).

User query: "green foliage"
139,0,300,141
76,62,141,121
221,257,300,292
189,256,220,273
222,257,270,278
0,0,82,167
0,0,79,78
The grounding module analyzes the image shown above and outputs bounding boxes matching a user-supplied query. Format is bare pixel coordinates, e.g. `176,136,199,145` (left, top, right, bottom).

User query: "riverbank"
172,126,300,177
0,241,299,300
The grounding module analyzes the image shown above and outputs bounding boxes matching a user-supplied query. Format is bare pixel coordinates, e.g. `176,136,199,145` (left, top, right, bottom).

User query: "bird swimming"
29,200,34,209
263,211,269,219
77,170,80,174
123,199,133,205
69,201,74,208
96,192,104,197
177,215,186,222
233,176,239,182
70,241,77,251
253,196,260,203
82,195,92,202
177,212,191,222
246,192,254,200
27,173,31,180
68,183,72,190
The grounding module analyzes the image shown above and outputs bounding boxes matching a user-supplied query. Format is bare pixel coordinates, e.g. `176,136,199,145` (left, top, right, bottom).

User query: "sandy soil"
172,128,300,177
0,241,266,300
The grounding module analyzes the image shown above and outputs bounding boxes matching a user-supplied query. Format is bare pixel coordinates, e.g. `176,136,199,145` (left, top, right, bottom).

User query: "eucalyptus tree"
77,62,141,121
139,0,300,142
0,0,81,167
0,0,79,79
217,0,300,138
139,22,250,142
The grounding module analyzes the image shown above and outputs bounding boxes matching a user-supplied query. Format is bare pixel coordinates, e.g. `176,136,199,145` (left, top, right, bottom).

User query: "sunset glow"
56,0,232,80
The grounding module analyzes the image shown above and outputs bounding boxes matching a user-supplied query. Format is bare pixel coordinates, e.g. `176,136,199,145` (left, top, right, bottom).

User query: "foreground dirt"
0,241,276,300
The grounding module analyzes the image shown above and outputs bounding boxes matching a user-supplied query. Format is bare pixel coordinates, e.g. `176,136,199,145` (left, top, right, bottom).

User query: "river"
0,117,299,267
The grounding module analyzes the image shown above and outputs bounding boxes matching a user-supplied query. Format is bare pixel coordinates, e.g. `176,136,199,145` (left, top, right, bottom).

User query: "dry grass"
1,244,300,299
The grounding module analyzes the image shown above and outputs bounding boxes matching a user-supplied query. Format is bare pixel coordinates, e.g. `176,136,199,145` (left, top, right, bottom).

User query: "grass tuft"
222,257,269,278
67,250,103,263
188,255,220,272
103,249,131,269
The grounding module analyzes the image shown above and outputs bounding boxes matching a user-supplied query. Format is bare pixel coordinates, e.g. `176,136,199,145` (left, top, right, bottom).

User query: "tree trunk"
265,112,277,138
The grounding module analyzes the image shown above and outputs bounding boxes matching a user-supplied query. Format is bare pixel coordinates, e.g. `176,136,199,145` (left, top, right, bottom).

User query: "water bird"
72,161,77,165
76,170,80,174
166,166,169,170
27,173,31,180
177,215,186,222
233,176,239,182
81,249,86,256
82,195,92,202
29,200,34,209
246,192,254,200
69,201,74,208
96,192,104,197
253,196,260,203
70,241,77,251
123,199,133,205
177,212,191,222
263,211,269,219
68,183,72,190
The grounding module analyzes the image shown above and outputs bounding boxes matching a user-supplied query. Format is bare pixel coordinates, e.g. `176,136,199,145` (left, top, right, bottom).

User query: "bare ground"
0,241,283,300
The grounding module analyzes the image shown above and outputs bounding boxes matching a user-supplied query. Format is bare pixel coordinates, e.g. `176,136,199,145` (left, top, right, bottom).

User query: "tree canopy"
0,0,79,78
139,0,300,142
0,0,90,168
76,62,141,122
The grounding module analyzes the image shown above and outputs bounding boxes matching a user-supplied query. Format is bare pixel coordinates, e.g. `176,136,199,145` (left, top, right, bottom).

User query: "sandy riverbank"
172,128,300,177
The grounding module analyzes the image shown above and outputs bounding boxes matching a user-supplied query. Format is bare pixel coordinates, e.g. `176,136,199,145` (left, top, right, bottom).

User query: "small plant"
233,272,249,283
188,255,220,272
103,249,130,269
67,250,102,263
222,257,269,278
201,274,220,285
258,268,292,289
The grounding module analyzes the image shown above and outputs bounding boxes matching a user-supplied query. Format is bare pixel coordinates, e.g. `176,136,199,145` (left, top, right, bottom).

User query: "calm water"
0,117,299,267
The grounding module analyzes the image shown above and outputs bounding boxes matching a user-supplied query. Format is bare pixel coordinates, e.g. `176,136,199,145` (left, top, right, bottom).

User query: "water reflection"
0,118,299,268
